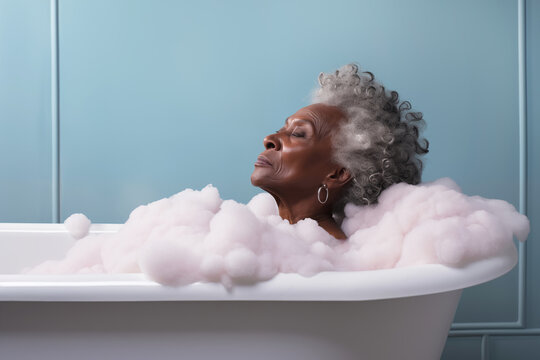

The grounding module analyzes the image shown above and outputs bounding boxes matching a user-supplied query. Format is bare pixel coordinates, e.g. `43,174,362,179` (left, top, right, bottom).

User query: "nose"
263,133,281,151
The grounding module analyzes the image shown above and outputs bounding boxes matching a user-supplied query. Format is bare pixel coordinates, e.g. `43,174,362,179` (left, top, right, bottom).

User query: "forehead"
287,104,344,122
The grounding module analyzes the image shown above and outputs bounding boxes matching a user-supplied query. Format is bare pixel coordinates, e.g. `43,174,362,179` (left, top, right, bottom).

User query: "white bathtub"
0,223,517,360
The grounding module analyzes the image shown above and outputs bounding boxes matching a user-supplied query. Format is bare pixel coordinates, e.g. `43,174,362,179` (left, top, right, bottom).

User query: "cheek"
280,146,332,177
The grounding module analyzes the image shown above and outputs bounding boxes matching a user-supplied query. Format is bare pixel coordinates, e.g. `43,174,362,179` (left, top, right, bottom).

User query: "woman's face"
251,103,346,197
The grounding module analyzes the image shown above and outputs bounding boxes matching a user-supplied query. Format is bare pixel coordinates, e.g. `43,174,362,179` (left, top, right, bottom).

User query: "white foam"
25,178,530,288
63,213,91,240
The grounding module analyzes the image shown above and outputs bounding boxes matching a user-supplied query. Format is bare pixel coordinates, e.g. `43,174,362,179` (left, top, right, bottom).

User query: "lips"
255,155,272,167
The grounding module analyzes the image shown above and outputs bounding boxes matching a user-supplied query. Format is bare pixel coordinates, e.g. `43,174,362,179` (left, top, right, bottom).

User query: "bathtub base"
0,289,461,360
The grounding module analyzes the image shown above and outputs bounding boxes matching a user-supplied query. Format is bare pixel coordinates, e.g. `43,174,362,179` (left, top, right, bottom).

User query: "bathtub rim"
0,222,518,302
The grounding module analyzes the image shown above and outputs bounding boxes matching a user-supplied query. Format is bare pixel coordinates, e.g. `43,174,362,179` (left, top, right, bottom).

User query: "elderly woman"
251,64,429,240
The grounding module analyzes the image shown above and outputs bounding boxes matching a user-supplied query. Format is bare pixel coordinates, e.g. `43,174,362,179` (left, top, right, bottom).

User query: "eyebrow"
285,118,316,129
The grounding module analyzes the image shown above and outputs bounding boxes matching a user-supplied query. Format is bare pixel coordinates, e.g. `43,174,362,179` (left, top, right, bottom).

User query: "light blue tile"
442,337,481,360
57,0,521,215
524,0,540,328
0,0,52,222
454,266,518,323
490,335,540,360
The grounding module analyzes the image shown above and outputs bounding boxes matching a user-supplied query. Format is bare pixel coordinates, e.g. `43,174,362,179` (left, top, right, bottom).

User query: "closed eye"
291,125,306,138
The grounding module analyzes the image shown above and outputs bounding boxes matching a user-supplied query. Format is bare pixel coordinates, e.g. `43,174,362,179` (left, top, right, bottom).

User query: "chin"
250,172,276,195
250,168,269,187
250,172,262,187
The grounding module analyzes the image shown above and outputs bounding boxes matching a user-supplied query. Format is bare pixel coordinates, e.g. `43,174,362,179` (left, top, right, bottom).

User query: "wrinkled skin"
251,103,352,239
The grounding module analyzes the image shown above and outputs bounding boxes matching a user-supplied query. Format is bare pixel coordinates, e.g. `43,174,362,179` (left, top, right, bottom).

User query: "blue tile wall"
490,336,540,360
0,0,52,222
524,0,540,330
442,337,482,360
1,0,538,358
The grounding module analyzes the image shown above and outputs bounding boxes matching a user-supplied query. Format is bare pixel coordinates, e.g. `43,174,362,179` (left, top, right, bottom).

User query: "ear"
325,167,352,189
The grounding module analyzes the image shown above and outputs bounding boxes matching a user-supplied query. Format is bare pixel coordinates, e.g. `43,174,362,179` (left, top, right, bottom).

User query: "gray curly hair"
312,64,429,220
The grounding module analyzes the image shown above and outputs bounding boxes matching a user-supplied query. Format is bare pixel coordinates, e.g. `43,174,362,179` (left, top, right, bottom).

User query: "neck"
270,192,347,240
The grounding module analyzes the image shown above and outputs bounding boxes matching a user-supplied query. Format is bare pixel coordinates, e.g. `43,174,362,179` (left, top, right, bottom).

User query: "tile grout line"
452,321,522,330
517,0,527,329
481,335,489,360
50,0,60,224
450,328,540,337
